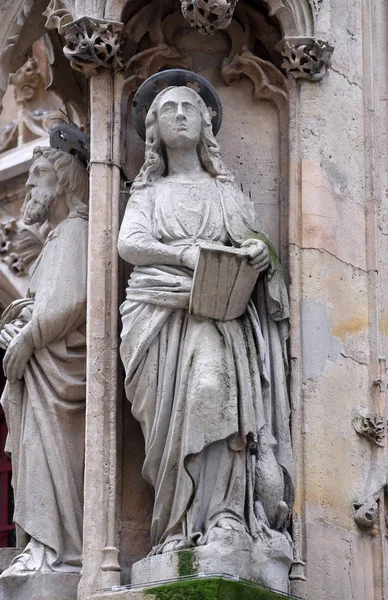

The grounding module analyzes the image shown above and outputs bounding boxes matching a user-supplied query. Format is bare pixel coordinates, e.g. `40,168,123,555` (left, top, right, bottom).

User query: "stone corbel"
353,413,385,447
277,37,334,81
353,493,380,530
62,17,123,77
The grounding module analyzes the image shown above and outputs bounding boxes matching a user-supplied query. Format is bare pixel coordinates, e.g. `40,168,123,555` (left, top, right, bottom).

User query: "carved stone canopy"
63,17,123,77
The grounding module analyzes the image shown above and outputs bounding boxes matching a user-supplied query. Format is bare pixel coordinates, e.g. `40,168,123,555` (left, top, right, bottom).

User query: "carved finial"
279,38,334,81
181,0,237,36
62,17,123,77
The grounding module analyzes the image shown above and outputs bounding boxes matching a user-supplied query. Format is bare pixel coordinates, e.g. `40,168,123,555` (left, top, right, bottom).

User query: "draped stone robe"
1,214,88,571
119,178,293,554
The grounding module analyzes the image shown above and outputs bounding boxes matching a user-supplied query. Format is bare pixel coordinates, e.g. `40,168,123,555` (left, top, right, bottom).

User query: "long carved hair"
131,86,232,192
31,147,89,216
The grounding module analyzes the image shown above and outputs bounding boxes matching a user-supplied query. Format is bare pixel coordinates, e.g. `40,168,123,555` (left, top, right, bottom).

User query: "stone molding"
62,16,123,77
278,37,334,81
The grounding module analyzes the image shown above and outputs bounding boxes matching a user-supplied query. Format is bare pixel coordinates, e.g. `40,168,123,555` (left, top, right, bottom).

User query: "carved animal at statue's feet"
254,425,290,531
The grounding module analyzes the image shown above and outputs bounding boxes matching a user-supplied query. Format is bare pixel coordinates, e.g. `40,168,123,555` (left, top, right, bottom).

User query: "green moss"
144,577,296,600
244,231,282,274
177,550,197,577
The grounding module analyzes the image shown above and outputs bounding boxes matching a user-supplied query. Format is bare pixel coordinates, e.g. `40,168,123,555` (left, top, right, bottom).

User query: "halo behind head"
132,69,222,141
50,124,90,166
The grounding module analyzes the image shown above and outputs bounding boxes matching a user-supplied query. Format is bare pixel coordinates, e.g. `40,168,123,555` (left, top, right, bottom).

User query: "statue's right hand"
0,323,23,350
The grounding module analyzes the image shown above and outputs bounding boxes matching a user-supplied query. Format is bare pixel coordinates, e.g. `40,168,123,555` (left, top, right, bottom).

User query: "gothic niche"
122,0,288,252
119,0,291,578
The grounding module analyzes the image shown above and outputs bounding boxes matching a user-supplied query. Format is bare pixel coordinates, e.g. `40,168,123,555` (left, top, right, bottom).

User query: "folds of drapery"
119,179,294,551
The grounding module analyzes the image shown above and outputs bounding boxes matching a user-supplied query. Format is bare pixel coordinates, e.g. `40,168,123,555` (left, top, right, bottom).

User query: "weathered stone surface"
0,571,79,600
131,531,293,591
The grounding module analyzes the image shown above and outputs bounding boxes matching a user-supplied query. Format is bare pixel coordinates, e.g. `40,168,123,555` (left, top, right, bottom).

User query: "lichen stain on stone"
378,318,388,337
330,316,368,338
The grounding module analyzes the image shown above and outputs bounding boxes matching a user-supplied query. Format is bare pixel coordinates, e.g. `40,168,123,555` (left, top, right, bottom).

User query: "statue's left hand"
241,239,269,272
3,331,34,382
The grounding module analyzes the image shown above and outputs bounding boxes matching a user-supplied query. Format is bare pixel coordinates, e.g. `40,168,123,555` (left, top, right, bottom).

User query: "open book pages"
189,242,259,321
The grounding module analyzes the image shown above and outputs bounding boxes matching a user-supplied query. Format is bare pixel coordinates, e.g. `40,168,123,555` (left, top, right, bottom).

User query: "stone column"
62,17,124,599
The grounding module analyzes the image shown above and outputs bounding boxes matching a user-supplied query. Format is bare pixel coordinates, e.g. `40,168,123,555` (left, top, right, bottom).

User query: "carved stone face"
24,156,57,225
157,88,202,150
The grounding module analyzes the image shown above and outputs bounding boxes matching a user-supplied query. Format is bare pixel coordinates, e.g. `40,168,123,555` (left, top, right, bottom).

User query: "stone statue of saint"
0,146,88,577
119,84,293,574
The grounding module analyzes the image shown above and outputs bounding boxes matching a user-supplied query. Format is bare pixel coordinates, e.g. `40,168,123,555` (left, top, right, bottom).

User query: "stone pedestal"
131,530,293,593
90,577,298,600
0,571,80,600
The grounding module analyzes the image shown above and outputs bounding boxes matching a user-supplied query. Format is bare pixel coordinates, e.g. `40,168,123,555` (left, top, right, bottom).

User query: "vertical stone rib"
78,69,121,599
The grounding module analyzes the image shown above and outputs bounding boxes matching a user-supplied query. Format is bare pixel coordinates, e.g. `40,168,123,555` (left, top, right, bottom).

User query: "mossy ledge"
177,550,197,577
144,577,295,600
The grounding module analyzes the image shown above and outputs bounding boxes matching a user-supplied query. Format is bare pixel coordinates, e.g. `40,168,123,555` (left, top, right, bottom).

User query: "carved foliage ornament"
63,17,123,77
0,220,48,277
181,0,237,36
0,59,54,154
43,0,73,34
280,38,334,81
353,414,385,447
221,50,288,103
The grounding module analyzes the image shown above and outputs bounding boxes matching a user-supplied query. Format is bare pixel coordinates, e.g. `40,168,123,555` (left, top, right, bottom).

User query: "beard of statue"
23,187,55,225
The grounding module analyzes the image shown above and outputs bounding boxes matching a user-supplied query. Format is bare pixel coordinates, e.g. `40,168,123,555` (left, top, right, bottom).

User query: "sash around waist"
123,265,192,309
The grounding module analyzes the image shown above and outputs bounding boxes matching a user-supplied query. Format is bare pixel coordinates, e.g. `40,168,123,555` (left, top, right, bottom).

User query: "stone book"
189,242,259,321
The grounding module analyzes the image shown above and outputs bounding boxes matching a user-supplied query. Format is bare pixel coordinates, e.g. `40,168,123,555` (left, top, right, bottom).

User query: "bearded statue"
0,146,88,578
